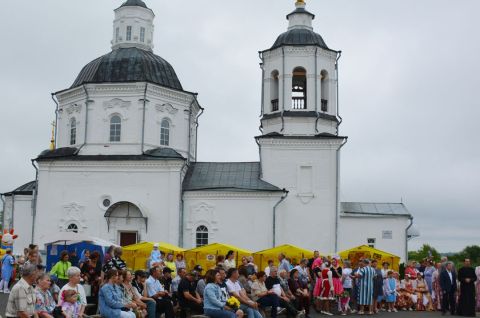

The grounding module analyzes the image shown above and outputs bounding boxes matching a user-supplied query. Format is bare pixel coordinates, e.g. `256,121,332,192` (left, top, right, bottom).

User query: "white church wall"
56,83,199,160
259,138,343,253
338,215,410,262
34,160,184,247
182,192,283,251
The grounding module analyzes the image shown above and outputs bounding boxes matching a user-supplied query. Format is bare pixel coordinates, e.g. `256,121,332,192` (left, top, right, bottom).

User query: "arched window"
292,67,307,110
110,115,121,142
160,119,170,146
196,225,208,247
70,117,76,145
126,26,132,41
321,70,329,112
67,223,78,233
270,70,279,112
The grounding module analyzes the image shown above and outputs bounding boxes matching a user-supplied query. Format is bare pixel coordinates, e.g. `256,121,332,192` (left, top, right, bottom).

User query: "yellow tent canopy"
253,244,314,270
338,245,401,271
123,242,186,270
184,243,253,271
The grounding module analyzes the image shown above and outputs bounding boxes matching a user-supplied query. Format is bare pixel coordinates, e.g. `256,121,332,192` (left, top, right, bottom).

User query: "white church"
1,0,418,261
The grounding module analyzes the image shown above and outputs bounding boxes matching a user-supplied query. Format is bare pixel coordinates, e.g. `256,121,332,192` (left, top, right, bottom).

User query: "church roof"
36,147,185,161
119,0,148,9
2,180,36,196
268,28,331,52
71,47,183,91
341,202,411,217
183,162,284,192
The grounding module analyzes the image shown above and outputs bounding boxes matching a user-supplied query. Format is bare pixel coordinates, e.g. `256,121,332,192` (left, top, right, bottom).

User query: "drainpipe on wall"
405,216,414,262
30,160,39,245
314,47,319,133
179,161,188,247
75,85,91,154
194,97,204,163
259,52,265,119
51,94,59,148
0,194,5,230
11,194,15,230
141,83,148,154
273,190,288,247
335,138,348,252
281,47,286,132
335,51,343,135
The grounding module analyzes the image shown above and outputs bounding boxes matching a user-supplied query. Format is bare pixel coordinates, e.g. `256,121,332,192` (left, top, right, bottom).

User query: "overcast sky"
1,0,479,253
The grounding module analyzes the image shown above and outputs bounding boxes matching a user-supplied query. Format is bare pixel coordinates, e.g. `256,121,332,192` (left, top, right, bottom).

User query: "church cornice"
256,135,346,149
183,191,283,199
262,46,337,60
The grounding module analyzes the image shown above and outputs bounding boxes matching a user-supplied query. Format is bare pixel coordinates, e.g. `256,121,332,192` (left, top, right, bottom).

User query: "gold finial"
296,0,305,4
49,121,56,151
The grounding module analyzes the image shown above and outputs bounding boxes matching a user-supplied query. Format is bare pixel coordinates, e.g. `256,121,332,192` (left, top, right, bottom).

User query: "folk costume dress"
319,268,334,300
330,265,344,296
357,265,376,306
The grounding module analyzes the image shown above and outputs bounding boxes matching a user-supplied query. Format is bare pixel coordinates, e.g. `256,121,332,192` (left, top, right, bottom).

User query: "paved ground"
0,293,477,317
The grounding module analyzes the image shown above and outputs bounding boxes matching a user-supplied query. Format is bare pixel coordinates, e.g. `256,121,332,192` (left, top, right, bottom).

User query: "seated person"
178,271,204,317
146,266,174,318
226,268,262,318
265,267,301,317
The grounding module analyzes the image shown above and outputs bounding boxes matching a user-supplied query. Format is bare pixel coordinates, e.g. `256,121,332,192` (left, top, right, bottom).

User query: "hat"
194,265,203,272
153,243,159,248
163,267,173,274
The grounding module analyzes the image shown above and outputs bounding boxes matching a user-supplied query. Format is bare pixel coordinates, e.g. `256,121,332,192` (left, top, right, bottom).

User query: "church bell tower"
256,1,347,252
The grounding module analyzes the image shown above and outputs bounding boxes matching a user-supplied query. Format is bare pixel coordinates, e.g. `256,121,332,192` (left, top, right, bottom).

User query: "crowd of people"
1,244,480,318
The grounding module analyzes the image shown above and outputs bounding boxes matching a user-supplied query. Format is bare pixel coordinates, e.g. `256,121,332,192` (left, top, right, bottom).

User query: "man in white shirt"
146,266,174,318
226,268,263,318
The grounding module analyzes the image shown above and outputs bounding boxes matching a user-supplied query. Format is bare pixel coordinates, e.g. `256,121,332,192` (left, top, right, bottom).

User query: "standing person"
340,260,353,315
381,262,390,279
226,268,263,318
317,262,334,316
68,251,79,268
278,254,291,274
264,260,274,277
164,253,177,278
457,259,477,316
383,271,397,312
150,244,163,268
50,251,71,288
103,247,127,273
356,259,376,315
104,245,115,265
175,254,186,271
246,256,258,275
1,248,15,293
423,260,435,294
203,269,243,318
311,258,324,312
58,267,87,317
224,251,236,270
99,269,137,318
5,264,37,318
476,262,480,312
330,257,344,299
81,251,102,298
440,261,457,316
146,266,175,318
294,258,310,287
432,262,443,311
371,259,383,313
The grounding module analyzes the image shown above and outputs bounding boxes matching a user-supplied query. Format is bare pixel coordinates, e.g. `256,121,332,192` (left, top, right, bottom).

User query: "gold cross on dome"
296,0,305,4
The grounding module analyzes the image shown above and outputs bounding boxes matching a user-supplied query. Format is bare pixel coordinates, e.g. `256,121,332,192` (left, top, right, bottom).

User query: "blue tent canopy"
45,235,114,271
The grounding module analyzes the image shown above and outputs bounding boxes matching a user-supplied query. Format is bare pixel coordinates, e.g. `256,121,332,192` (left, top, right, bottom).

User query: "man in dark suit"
440,261,457,315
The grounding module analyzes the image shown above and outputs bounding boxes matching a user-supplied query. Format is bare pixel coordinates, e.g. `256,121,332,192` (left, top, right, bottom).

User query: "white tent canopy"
44,232,116,247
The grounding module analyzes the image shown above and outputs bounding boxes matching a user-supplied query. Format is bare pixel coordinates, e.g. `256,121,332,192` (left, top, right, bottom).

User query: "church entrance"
119,232,138,246
104,201,148,246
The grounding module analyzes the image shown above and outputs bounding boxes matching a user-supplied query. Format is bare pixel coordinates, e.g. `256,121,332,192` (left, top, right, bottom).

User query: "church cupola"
259,0,341,136
112,0,155,51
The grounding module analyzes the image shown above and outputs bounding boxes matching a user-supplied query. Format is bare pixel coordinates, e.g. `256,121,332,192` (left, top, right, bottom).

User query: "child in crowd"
384,271,398,312
0,249,15,293
61,290,80,318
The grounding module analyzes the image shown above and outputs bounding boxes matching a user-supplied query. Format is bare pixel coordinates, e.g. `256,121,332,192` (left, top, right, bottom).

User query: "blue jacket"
99,283,125,318
203,283,226,310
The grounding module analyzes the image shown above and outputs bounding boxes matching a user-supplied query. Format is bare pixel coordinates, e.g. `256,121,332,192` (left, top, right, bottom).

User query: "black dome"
119,0,148,9
271,28,329,51
71,47,183,91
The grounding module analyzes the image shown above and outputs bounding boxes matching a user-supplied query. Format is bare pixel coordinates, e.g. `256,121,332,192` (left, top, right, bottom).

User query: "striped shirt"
357,266,376,305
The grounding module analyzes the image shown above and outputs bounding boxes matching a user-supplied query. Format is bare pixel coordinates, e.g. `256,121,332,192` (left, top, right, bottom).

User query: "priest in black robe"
457,258,477,316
